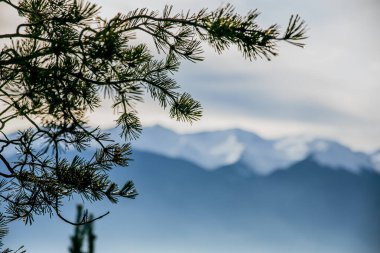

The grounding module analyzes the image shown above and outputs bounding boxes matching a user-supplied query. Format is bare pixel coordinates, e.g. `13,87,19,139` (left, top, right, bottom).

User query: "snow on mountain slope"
131,125,376,175
132,126,249,169
274,137,373,174
371,150,380,173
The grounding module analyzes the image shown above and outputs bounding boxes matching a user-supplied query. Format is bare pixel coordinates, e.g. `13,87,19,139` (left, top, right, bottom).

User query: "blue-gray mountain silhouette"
6,149,379,253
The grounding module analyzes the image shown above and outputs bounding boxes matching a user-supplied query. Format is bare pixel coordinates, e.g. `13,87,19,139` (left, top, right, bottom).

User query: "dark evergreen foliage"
0,0,306,248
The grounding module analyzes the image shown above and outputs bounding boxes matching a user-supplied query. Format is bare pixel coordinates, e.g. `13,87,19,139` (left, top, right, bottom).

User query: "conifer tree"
69,205,96,253
0,0,307,247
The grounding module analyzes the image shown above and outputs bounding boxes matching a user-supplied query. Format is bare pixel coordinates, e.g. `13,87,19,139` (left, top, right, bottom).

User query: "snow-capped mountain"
131,125,376,175
8,126,380,253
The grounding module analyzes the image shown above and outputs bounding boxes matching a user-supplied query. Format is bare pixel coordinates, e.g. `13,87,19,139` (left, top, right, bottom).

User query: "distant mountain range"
131,125,379,175
5,125,380,253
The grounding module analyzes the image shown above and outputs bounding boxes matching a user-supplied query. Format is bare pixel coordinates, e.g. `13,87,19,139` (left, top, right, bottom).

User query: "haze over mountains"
5,125,380,253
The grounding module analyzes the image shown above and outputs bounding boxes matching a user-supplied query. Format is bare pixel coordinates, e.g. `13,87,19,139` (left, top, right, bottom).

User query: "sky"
0,0,379,152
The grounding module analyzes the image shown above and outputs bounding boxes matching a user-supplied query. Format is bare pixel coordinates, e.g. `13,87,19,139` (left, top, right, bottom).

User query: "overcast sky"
1,0,379,152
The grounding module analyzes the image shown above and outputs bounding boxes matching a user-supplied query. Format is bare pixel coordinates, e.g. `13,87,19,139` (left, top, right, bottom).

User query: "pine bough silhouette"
0,0,307,250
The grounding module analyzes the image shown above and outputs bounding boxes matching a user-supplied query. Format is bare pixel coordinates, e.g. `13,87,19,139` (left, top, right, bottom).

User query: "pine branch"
0,0,307,248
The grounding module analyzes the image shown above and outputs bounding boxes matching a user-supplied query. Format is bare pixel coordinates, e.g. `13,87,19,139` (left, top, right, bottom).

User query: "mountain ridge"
128,125,378,175
5,149,380,253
